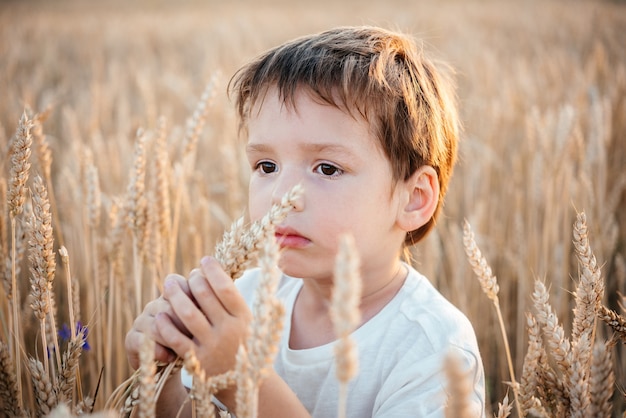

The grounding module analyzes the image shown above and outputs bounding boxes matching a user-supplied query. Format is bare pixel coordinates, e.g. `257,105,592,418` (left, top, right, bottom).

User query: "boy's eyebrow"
301,143,353,154
245,143,271,154
246,142,354,155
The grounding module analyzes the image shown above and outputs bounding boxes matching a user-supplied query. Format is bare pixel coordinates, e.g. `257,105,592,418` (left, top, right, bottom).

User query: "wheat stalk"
59,246,85,402
462,220,522,417
0,178,7,274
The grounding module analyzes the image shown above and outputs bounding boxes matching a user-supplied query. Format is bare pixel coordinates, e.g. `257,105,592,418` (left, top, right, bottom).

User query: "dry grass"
0,0,625,416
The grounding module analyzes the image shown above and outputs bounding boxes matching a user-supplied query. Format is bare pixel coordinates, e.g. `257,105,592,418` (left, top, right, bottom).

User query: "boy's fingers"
154,311,196,358
125,330,175,370
142,290,192,338
164,273,191,296
163,279,212,344
188,265,230,326
200,256,251,320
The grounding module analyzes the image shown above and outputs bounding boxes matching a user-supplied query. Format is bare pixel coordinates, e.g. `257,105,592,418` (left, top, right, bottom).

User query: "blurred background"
1,0,625,415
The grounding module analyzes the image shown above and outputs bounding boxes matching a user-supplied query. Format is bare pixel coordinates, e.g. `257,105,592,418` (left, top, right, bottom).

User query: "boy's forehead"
249,84,368,124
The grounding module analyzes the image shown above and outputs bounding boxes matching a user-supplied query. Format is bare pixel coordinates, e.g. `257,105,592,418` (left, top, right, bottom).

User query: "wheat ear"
0,341,25,417
29,357,58,416
598,304,626,342
589,340,614,418
568,211,604,417
184,349,216,418
154,116,172,274
8,111,33,409
495,393,513,418
126,128,148,317
29,174,58,375
572,211,603,346
234,229,285,418
8,112,33,219
519,313,545,415
216,183,304,280
32,108,65,250
138,335,157,418
330,234,361,418
234,345,255,418
462,220,521,418
444,352,475,418
56,327,86,405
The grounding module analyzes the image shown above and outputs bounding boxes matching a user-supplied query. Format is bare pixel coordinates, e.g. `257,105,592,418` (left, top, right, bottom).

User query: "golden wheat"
330,234,362,418
138,335,157,418
1,2,625,415
0,341,24,417
183,349,217,418
444,352,476,418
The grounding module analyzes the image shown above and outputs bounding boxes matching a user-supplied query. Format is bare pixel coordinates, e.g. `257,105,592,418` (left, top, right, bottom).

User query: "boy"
126,26,485,417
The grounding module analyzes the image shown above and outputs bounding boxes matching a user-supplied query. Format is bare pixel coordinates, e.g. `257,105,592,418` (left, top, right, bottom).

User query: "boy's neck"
288,262,407,350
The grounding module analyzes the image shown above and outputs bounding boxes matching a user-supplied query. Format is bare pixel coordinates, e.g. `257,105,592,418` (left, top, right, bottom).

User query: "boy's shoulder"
394,264,478,350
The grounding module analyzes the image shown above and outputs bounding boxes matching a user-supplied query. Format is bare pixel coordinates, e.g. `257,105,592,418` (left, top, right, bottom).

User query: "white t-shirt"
183,265,485,418
183,264,486,417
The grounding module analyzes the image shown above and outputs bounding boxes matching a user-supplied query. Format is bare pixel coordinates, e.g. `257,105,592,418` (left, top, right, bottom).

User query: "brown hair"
229,26,459,245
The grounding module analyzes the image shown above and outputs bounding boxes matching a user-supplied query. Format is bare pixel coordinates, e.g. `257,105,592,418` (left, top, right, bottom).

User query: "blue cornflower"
58,321,91,351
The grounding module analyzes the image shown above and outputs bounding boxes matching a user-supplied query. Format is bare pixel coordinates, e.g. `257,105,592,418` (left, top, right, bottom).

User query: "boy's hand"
157,256,253,376
125,274,192,370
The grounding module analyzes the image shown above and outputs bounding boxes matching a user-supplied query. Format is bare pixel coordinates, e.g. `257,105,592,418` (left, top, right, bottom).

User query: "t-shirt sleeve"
372,344,485,418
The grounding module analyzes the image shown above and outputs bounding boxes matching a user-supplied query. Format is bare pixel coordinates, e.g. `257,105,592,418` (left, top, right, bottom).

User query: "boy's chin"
277,257,333,281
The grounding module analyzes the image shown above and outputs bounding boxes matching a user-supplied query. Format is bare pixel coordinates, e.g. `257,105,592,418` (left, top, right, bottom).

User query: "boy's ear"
396,166,440,232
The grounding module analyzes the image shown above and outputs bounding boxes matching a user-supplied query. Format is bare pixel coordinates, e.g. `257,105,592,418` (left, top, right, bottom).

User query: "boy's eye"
316,163,342,177
256,161,277,174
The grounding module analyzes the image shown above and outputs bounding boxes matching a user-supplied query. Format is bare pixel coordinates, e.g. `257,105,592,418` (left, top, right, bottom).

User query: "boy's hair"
229,26,459,245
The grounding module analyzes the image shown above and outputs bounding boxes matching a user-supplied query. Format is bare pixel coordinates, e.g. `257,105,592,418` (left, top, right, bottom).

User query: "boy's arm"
154,370,191,418
214,369,311,418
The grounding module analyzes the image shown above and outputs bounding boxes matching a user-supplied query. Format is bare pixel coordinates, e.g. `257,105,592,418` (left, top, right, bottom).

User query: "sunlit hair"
229,26,459,245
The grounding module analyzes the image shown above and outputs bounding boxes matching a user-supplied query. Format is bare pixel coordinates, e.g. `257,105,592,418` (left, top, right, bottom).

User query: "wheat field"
1,0,625,416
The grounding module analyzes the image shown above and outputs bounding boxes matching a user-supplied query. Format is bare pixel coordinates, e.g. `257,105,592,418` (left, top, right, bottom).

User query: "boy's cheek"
247,187,271,222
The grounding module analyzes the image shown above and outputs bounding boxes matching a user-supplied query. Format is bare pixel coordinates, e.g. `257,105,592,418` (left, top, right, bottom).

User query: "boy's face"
246,87,407,281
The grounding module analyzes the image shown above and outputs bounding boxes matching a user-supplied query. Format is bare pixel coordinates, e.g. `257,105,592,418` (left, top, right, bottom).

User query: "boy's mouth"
275,226,310,248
